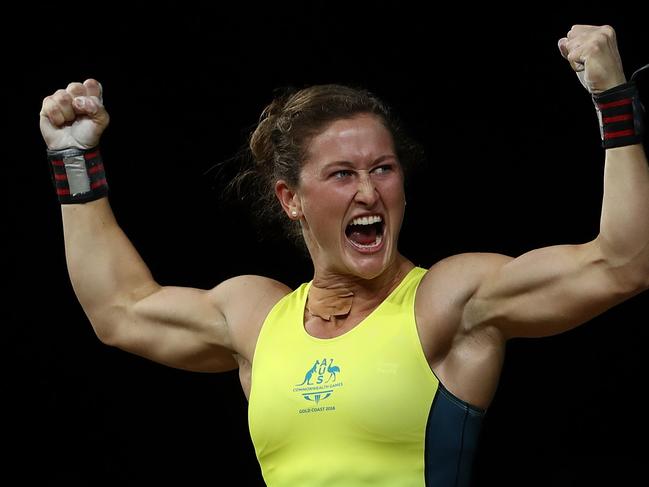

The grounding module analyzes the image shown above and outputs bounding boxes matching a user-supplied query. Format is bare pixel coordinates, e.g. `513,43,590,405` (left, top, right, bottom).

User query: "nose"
354,171,378,206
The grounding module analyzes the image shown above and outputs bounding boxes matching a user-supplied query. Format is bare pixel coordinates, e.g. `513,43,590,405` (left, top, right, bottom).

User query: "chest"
248,313,438,450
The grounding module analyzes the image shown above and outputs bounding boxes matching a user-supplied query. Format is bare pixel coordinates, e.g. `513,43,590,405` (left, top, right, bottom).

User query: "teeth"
350,215,383,226
353,234,383,249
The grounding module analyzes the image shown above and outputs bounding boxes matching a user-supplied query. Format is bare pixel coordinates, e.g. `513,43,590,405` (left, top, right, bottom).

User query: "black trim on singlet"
424,383,485,487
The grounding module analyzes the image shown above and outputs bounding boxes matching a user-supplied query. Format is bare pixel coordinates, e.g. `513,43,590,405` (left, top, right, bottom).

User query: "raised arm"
40,80,289,371
463,25,649,339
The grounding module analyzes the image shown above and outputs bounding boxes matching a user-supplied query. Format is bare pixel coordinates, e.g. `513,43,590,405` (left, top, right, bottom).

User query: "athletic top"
248,267,485,486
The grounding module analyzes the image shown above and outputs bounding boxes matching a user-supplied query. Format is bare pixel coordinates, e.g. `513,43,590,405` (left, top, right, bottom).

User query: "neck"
306,284,354,321
306,256,413,321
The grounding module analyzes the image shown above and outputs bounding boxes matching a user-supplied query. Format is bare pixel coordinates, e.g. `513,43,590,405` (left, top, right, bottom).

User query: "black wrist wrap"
47,147,108,204
592,81,644,149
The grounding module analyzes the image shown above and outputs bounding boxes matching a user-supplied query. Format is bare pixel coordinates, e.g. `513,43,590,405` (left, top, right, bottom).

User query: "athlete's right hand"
39,79,110,150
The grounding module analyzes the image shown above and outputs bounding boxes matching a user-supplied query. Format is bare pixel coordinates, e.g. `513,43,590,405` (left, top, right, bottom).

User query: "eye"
372,164,393,175
332,169,353,179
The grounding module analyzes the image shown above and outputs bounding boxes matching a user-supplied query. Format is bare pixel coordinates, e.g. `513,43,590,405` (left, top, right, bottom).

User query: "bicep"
97,275,291,372
465,241,640,339
102,283,237,372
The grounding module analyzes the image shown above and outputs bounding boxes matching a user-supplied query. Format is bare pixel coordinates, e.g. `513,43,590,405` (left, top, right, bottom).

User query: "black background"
5,2,649,486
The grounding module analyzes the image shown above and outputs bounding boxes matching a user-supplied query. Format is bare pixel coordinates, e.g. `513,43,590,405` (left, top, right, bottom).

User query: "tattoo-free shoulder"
208,274,292,316
419,252,514,309
207,274,292,357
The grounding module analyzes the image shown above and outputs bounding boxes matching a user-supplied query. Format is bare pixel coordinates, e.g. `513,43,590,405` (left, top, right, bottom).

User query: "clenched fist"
39,78,110,150
558,25,626,94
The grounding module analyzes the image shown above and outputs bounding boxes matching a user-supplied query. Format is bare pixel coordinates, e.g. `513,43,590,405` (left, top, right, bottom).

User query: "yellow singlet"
248,267,440,486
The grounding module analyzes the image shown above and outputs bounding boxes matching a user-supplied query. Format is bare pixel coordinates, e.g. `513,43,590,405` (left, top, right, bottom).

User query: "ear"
275,179,301,219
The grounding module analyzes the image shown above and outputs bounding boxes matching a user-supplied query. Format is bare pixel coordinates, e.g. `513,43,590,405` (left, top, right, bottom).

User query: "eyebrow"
321,154,398,170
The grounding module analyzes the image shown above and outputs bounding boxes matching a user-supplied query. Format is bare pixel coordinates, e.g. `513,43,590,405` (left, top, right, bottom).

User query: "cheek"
304,183,352,211
303,188,348,228
378,179,406,205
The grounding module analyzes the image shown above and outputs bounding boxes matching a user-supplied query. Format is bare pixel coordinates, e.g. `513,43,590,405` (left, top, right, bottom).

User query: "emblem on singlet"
293,358,343,412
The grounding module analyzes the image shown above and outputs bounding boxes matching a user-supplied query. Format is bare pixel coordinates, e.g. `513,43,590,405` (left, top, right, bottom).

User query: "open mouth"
344,215,385,251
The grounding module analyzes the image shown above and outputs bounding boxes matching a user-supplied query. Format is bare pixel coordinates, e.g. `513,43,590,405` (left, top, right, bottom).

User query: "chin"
343,244,394,280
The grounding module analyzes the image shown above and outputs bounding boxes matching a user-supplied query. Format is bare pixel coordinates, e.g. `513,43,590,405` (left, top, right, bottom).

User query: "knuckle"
600,25,615,38
66,81,84,91
50,106,64,124
53,89,72,104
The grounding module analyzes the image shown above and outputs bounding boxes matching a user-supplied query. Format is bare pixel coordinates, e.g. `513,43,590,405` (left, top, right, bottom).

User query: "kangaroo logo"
296,360,320,386
293,358,343,405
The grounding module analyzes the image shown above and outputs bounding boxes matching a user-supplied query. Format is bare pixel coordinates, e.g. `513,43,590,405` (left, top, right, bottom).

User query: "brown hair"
228,84,423,246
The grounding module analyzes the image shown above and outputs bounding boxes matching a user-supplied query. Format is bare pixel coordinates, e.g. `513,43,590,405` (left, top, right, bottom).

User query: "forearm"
598,143,649,278
61,197,158,334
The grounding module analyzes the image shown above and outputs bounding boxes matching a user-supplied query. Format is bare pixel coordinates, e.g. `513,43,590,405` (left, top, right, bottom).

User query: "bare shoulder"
415,252,512,334
207,274,292,359
207,274,292,320
419,252,513,301
208,274,291,299
415,253,512,352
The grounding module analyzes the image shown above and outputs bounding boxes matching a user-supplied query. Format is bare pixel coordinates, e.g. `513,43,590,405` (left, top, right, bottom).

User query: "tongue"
348,226,377,245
